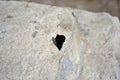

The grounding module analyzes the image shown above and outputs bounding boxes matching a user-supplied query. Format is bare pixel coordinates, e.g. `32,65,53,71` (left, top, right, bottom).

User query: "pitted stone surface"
0,1,120,80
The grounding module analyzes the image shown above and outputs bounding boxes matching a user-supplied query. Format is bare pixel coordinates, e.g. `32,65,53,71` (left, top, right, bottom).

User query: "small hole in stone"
32,31,38,38
52,34,65,50
7,15,13,18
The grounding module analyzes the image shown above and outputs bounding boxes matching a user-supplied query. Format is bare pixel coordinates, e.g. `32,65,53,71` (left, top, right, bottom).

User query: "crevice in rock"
7,15,13,18
52,34,65,50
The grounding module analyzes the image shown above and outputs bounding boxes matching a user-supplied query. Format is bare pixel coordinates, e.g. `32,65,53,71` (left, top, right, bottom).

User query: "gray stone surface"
0,0,120,18
0,1,120,80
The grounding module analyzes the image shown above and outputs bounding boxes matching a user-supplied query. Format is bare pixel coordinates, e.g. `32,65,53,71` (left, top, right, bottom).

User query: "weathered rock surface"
0,1,120,80
1,0,120,18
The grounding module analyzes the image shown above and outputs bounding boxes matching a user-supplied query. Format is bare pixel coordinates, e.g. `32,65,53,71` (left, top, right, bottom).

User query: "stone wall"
0,0,120,18
0,1,120,80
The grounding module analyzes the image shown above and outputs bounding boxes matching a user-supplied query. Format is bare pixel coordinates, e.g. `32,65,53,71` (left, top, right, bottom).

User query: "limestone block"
0,1,120,80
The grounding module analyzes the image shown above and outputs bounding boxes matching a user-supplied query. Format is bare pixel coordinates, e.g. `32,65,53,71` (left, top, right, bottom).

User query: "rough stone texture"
0,1,120,80
1,0,120,19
